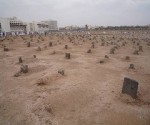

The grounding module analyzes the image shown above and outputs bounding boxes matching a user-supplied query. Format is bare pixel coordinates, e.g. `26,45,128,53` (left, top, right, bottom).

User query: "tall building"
0,17,27,36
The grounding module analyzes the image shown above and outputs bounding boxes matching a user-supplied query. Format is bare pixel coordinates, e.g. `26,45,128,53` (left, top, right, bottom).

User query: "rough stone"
125,56,130,60
27,42,30,47
87,49,91,53
139,46,143,52
49,42,52,47
37,46,41,51
18,57,23,63
129,64,135,69
105,55,109,58
4,47,9,51
133,50,139,55
52,50,56,54
91,43,94,48
33,55,36,58
65,53,70,59
20,64,28,73
65,45,68,49
58,69,64,76
101,42,105,46
100,60,105,64
110,48,115,54
14,71,20,77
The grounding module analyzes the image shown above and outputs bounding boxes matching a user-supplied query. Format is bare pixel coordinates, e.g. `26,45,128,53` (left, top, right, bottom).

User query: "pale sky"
0,0,150,27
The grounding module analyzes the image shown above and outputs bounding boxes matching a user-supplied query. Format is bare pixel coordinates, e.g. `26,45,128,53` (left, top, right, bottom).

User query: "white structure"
0,17,27,36
27,20,58,34
0,18,10,32
0,17,58,36
42,20,58,31
26,21,49,34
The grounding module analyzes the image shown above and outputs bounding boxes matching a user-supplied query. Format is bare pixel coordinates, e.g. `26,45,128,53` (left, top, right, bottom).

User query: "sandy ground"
0,30,150,125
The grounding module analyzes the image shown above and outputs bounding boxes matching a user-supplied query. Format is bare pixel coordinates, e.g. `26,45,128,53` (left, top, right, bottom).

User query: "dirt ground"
0,30,150,125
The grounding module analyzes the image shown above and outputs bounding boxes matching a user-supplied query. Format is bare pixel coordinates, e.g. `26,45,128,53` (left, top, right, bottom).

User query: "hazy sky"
0,0,150,26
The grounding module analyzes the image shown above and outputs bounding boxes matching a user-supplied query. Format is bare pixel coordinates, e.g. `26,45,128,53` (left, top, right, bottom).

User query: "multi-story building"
0,17,27,36
0,17,58,36
42,20,58,31
26,21,49,34
8,17,27,35
26,20,58,34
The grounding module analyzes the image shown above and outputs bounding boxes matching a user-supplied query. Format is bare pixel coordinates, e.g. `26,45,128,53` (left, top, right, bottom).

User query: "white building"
42,20,58,31
0,18,10,32
26,20,58,34
0,17,58,36
0,17,27,36
26,21,49,34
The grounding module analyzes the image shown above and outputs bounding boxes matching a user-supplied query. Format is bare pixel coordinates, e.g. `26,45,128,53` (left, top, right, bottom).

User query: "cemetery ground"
0,30,150,125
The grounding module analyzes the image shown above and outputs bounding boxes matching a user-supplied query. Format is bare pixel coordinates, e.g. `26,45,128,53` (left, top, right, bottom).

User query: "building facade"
26,20,58,34
0,17,58,36
0,17,27,36
26,21,49,34
42,20,58,31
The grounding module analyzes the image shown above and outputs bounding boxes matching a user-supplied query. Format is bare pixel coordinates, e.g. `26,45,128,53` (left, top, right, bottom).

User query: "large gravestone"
122,77,138,98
